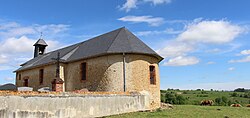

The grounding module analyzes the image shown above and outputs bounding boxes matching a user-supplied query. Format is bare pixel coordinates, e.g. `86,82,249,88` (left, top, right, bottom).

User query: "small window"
149,65,156,85
19,74,21,80
39,69,44,84
81,62,87,81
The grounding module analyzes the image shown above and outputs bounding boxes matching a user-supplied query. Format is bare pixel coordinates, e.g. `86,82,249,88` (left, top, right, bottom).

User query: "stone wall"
16,65,63,91
65,55,124,92
16,54,161,109
0,94,149,118
126,54,160,109
65,54,160,109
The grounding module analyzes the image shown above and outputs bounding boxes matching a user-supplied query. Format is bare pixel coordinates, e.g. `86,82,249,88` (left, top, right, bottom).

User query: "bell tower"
33,33,48,58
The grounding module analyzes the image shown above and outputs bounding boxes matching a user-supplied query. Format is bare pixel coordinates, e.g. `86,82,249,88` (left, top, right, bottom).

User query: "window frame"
80,62,87,81
19,74,21,80
39,69,44,85
149,65,156,85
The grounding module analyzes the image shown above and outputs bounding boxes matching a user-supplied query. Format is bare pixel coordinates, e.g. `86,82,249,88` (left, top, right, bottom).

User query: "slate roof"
15,27,163,72
33,39,48,46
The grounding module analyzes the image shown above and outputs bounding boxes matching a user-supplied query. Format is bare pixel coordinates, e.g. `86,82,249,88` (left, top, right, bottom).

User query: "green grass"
161,90,250,106
107,105,250,118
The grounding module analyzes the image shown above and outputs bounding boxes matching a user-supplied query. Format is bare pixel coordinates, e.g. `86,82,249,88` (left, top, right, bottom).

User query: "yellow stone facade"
16,54,161,109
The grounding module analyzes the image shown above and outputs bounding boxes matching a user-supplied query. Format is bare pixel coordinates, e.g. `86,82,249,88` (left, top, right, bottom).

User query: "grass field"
161,90,250,106
107,105,250,118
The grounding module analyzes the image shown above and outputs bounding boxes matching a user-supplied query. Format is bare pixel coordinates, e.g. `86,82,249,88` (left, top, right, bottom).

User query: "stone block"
17,87,33,91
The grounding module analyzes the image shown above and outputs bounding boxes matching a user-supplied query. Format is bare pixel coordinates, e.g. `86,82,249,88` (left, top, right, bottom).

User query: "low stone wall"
0,94,149,118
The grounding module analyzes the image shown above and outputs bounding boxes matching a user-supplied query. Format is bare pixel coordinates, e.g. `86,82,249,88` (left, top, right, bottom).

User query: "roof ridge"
105,27,124,53
42,28,124,56
59,43,81,60
124,28,133,52
61,45,80,60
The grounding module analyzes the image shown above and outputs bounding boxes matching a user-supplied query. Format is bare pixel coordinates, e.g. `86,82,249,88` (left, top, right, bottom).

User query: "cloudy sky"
0,0,249,90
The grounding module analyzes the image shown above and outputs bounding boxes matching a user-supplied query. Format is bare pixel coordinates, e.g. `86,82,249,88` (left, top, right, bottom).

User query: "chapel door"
24,79,29,87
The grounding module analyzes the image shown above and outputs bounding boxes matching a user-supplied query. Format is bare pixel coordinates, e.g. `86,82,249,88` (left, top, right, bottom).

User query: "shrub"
183,91,188,94
165,92,176,104
176,95,186,104
227,100,232,106
214,96,228,106
201,91,208,94
164,92,187,105
161,93,165,103
215,97,222,105
230,92,238,97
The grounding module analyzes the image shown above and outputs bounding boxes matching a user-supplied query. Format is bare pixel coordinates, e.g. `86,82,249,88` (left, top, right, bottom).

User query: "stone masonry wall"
65,55,124,92
16,54,161,109
66,54,160,109
126,54,160,109
16,64,66,91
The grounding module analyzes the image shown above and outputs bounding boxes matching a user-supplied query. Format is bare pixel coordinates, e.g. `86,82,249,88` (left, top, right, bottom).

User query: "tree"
196,89,201,91
234,88,245,92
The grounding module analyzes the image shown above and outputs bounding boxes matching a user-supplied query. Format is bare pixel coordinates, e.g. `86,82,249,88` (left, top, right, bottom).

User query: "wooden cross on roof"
51,52,64,78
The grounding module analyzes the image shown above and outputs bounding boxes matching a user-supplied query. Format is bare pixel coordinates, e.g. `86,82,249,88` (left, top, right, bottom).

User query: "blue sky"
0,0,249,90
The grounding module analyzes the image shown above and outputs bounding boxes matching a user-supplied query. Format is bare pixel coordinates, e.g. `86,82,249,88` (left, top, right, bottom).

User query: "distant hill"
0,83,17,91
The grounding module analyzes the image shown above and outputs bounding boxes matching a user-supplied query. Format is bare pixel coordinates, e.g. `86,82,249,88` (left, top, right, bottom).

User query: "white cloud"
119,0,137,12
177,20,245,44
0,55,8,64
4,77,14,81
156,41,194,58
163,56,200,66
0,66,12,71
0,36,34,54
229,49,250,63
33,24,69,34
0,36,62,70
206,48,221,53
118,15,165,26
0,21,69,38
136,28,182,36
229,56,250,63
228,67,235,71
0,36,61,54
144,0,171,5
0,20,68,70
206,61,216,65
240,49,250,55
155,19,246,66
119,0,171,12
0,22,20,30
